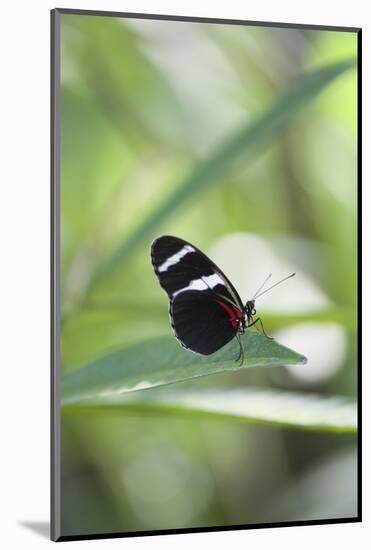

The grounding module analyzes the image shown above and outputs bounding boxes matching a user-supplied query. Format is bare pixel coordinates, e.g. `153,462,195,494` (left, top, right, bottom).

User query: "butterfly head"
245,300,256,319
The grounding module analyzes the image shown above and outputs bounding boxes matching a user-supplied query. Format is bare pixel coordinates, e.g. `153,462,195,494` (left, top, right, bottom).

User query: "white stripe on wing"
172,273,224,298
158,244,195,272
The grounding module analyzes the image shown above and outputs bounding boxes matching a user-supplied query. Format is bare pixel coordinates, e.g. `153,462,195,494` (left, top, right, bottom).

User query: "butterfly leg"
235,332,244,365
249,317,273,340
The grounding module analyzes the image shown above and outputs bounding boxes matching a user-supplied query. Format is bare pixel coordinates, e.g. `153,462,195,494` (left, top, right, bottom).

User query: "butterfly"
151,235,294,363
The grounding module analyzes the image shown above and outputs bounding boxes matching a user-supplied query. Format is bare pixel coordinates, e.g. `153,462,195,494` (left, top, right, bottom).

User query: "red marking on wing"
216,300,242,330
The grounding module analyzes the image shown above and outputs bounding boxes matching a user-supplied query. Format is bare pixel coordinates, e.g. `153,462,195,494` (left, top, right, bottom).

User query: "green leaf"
61,331,306,405
63,386,357,434
93,59,355,283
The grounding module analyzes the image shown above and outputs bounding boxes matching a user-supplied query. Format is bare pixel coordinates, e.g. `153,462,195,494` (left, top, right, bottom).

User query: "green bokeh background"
59,14,358,537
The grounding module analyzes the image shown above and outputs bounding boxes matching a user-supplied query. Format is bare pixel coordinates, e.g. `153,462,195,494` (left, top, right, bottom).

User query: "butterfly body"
151,235,258,359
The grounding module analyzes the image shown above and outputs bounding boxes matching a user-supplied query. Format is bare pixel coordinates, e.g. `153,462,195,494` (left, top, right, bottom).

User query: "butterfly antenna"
252,273,272,299
254,273,296,300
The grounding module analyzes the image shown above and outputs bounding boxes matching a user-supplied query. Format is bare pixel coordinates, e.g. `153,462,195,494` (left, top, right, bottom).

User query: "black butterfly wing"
170,290,243,355
151,235,245,355
151,235,244,310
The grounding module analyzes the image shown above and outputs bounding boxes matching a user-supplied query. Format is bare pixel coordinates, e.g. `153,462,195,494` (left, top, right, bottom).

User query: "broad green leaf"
61,331,306,405
93,60,355,283
63,386,357,434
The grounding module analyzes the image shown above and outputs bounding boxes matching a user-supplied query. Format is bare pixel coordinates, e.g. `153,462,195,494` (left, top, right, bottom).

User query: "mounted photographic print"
51,8,361,542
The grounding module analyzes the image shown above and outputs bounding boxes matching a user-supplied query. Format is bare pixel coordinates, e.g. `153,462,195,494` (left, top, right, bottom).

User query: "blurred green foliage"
59,14,358,538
